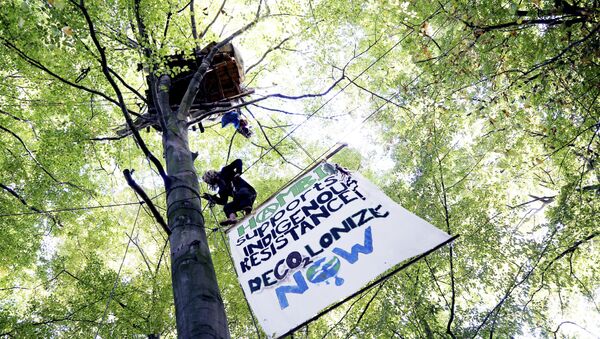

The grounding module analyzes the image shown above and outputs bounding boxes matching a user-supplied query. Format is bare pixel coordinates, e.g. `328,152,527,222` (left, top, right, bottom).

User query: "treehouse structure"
117,42,252,137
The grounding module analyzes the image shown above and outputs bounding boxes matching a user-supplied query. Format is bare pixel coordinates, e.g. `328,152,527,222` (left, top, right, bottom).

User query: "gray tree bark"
78,1,232,336
159,76,230,338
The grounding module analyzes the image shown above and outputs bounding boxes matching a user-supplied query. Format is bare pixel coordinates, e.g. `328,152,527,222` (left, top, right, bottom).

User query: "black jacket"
211,159,256,205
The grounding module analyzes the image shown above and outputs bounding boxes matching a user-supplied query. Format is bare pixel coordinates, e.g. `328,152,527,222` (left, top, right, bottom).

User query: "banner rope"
201,185,263,338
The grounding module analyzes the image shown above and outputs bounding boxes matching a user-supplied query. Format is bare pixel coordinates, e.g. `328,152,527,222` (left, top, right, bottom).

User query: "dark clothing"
224,187,256,216
210,159,256,215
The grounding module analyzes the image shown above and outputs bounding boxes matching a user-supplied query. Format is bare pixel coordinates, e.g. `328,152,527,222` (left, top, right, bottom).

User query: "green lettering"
275,185,297,206
295,175,317,193
256,203,280,223
237,216,257,236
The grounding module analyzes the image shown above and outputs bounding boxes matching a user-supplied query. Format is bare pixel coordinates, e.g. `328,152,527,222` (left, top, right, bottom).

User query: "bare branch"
0,108,30,123
320,288,374,338
199,0,228,41
244,107,303,169
0,124,89,194
155,75,172,130
0,183,62,229
177,0,192,13
155,238,170,276
190,0,200,51
179,1,263,115
134,0,152,57
508,194,556,209
245,36,291,73
344,283,385,338
250,103,352,120
344,77,406,109
0,37,141,116
551,232,599,264
124,232,153,273
430,124,457,339
0,108,39,139
225,129,237,165
552,321,596,339
70,35,147,103
471,228,559,338
162,11,173,46
186,72,345,126
520,24,600,77
123,169,171,236
90,135,129,141
74,0,170,185
107,67,147,103
466,15,590,33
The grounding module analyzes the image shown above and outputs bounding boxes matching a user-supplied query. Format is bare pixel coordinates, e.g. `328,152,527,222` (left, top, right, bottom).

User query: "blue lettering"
332,226,373,264
275,271,308,309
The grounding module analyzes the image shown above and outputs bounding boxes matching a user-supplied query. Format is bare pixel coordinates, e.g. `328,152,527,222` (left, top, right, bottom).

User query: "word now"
275,226,374,309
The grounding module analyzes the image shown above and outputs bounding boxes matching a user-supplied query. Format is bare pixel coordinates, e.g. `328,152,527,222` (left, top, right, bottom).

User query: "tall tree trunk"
162,78,230,338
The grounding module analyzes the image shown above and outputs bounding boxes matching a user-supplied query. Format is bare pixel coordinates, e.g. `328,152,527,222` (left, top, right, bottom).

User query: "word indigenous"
235,166,366,272
236,163,336,237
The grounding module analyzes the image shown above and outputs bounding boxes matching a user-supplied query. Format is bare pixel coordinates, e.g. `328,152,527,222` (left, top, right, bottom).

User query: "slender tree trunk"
162,81,230,338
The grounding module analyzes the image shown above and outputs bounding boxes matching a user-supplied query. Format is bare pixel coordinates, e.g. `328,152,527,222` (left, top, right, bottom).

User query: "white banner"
227,163,451,338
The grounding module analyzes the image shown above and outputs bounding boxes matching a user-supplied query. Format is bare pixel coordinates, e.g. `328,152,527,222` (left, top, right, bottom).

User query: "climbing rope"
0,191,166,218
94,204,141,338
200,183,262,338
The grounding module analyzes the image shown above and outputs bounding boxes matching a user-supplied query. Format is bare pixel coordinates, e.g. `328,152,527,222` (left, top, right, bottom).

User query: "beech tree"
0,0,598,338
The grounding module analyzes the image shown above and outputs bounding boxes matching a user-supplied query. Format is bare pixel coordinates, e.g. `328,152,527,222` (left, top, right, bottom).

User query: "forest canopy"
0,0,598,338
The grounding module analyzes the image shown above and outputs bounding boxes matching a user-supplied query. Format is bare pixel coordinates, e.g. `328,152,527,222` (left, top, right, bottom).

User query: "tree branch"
124,232,153,273
431,127,457,339
521,24,600,77
552,321,596,339
508,194,557,209
0,108,39,139
178,0,263,115
440,172,456,339
344,282,385,338
225,129,237,165
123,169,171,236
0,37,141,116
198,0,228,41
244,107,303,169
190,0,200,51
245,36,291,73
320,288,375,338
466,16,589,33
74,0,170,185
0,124,89,194
161,11,173,47
0,183,62,229
70,36,147,103
186,71,345,126
471,228,559,338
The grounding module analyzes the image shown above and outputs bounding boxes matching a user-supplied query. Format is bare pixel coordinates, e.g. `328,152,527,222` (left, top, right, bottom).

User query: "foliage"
0,0,598,338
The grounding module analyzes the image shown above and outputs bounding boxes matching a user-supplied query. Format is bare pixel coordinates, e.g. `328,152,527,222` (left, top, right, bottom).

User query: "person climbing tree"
202,158,257,226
